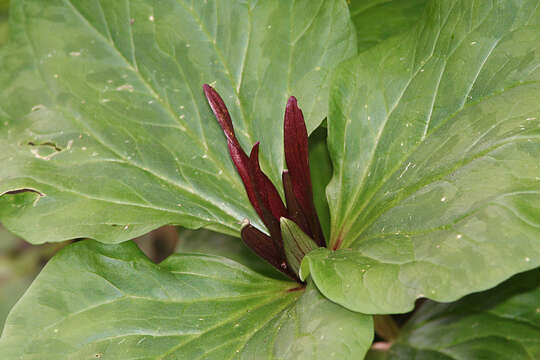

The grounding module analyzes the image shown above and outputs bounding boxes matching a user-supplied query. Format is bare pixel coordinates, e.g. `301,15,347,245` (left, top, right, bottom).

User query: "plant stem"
373,315,400,341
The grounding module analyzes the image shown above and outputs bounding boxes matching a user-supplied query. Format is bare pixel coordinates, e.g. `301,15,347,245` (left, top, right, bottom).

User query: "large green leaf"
349,0,428,53
376,268,540,359
0,226,65,329
306,0,540,313
0,240,373,359
0,227,31,329
175,228,285,280
0,0,356,244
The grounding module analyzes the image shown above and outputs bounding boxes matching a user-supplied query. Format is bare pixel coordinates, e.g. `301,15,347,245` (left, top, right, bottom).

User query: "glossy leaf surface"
281,218,319,275
308,125,332,240
309,0,540,313
0,240,373,359
378,269,540,359
349,0,428,53
0,0,356,244
175,228,284,280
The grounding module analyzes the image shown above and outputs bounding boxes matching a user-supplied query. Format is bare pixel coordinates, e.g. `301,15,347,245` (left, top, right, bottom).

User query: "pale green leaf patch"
0,0,356,244
310,0,540,313
378,268,540,359
0,239,373,359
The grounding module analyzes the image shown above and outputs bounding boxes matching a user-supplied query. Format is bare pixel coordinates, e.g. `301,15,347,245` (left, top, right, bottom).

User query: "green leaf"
308,124,333,241
0,240,373,359
312,0,540,313
175,228,285,280
281,218,319,275
386,268,540,359
349,0,428,53
0,226,64,330
0,0,356,244
0,229,32,329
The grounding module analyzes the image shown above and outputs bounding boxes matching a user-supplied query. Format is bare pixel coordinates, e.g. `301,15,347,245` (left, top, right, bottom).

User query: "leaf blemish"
116,84,134,92
27,141,62,152
27,140,72,160
31,104,45,112
1,188,45,197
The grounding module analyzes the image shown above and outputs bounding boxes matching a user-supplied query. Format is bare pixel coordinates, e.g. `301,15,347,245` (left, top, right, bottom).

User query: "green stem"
373,315,400,341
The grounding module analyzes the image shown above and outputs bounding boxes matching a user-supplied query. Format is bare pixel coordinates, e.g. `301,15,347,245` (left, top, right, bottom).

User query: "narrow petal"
203,84,235,141
282,170,310,236
240,223,279,268
248,143,288,223
241,223,298,281
203,84,263,218
247,144,288,261
284,96,325,246
284,96,311,211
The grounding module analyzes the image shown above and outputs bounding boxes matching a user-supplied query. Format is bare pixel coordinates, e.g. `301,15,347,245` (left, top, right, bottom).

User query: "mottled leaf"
309,0,540,313
175,228,283,280
0,240,373,359
0,0,356,244
385,268,540,359
349,0,428,53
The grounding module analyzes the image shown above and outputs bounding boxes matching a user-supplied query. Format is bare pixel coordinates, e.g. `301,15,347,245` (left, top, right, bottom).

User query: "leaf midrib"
335,0,462,244
155,290,299,359
345,1,540,237
18,273,293,357
11,0,250,228
339,26,538,247
399,309,540,359
349,84,540,246
63,0,240,188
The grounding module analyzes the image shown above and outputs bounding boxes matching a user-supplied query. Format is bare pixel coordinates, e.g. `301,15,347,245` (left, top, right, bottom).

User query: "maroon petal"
284,97,311,209
248,143,288,223
248,143,287,254
282,170,310,236
241,223,298,281
284,97,325,246
203,84,263,218
203,84,235,141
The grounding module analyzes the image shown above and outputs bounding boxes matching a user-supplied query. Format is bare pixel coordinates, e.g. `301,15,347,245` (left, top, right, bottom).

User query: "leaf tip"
298,256,310,281
279,216,292,235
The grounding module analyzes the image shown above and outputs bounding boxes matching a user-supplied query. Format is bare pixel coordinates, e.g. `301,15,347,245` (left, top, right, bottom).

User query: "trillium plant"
204,84,324,281
0,0,539,359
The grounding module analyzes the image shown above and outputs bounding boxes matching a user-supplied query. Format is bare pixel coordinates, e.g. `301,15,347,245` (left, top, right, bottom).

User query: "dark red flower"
203,84,325,281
